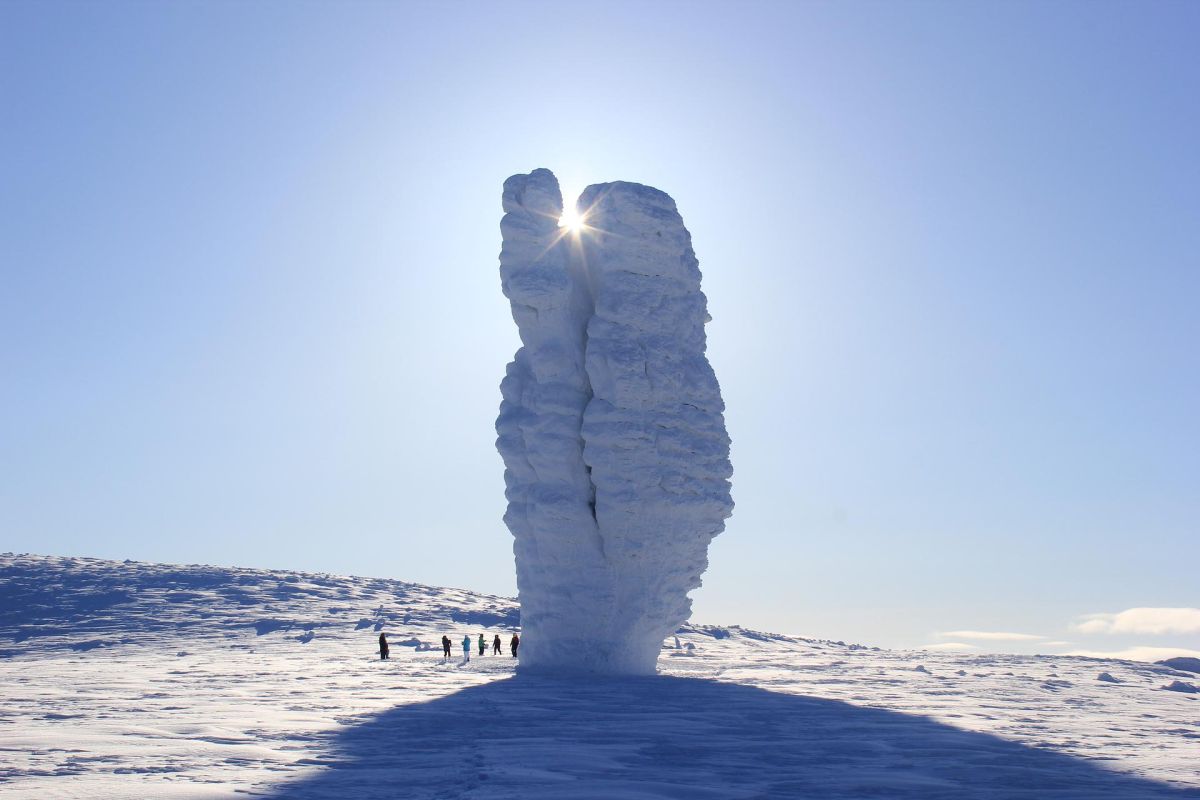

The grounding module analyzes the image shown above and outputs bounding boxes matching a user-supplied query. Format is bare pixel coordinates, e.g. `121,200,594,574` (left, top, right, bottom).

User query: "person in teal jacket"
461,635,471,661
478,633,486,656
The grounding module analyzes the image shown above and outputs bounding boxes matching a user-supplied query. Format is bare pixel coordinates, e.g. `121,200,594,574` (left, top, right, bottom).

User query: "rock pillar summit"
496,168,733,675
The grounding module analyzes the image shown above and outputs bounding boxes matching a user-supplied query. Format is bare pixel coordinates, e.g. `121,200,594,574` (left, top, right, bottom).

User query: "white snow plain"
2,553,1198,799
497,169,734,675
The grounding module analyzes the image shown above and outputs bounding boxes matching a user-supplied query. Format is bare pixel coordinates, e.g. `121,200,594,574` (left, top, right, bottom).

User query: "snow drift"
496,168,733,674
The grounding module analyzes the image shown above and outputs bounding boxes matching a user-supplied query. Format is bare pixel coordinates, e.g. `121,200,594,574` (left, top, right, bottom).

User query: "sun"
558,204,585,233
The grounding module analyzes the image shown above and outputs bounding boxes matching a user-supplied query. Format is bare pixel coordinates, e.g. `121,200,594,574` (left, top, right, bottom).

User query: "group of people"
376,631,519,661
443,632,519,661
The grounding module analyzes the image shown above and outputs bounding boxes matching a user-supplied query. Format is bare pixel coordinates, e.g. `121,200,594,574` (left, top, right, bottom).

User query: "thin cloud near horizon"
1066,645,1200,662
921,642,979,652
1073,608,1200,636
937,630,1047,642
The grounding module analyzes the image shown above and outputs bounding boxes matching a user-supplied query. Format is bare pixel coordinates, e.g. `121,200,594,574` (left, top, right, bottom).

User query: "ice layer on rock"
496,169,733,675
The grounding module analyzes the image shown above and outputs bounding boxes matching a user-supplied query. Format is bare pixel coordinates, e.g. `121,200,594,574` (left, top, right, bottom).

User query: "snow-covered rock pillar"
496,169,733,675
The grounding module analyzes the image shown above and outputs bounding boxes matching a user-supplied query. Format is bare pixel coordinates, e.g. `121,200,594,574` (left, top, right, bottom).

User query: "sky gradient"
2,1,1197,658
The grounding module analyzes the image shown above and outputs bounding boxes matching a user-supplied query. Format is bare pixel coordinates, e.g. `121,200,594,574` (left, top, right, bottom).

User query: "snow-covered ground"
1,553,1197,798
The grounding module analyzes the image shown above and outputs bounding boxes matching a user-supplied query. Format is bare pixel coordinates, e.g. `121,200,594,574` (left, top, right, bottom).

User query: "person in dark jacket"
510,633,519,657
441,635,452,659
378,632,390,660
492,634,503,655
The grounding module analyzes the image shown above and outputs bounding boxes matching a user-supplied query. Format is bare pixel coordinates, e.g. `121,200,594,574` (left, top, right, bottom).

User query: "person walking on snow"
478,633,486,656
378,632,389,660
441,635,451,659
492,634,502,655
462,635,471,661
510,633,519,657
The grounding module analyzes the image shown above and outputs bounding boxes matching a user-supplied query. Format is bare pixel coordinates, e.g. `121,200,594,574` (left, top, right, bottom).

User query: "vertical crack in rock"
497,169,733,675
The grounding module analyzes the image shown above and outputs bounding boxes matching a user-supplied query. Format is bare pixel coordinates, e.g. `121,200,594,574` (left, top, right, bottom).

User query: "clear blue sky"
2,1,1197,657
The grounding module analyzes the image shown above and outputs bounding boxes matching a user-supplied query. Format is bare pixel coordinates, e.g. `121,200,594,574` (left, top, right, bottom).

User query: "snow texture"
496,169,733,674
3,554,1200,799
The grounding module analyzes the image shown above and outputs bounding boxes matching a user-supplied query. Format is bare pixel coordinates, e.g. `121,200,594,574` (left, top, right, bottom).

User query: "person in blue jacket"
461,634,471,661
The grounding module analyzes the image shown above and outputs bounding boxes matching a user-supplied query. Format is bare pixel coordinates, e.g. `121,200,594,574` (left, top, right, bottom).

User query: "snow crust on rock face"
496,169,733,675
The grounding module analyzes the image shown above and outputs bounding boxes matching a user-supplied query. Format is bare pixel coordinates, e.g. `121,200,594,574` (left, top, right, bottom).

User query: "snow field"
1,554,1197,798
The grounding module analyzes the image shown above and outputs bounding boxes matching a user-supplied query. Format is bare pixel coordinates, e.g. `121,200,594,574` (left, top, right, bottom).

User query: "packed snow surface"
497,168,734,674
2,554,1199,799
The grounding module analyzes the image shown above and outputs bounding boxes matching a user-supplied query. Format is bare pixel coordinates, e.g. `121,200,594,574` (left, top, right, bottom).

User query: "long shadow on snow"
258,674,1199,800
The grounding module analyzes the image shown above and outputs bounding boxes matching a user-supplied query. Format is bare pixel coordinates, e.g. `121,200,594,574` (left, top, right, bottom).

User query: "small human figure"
462,634,471,661
378,632,389,661
510,633,519,657
441,635,452,659
492,634,502,655
478,633,486,656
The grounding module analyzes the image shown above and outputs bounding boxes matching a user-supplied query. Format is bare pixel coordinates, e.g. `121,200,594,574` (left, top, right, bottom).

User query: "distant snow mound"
496,169,733,675
1161,680,1198,694
1157,656,1200,674
0,553,519,658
